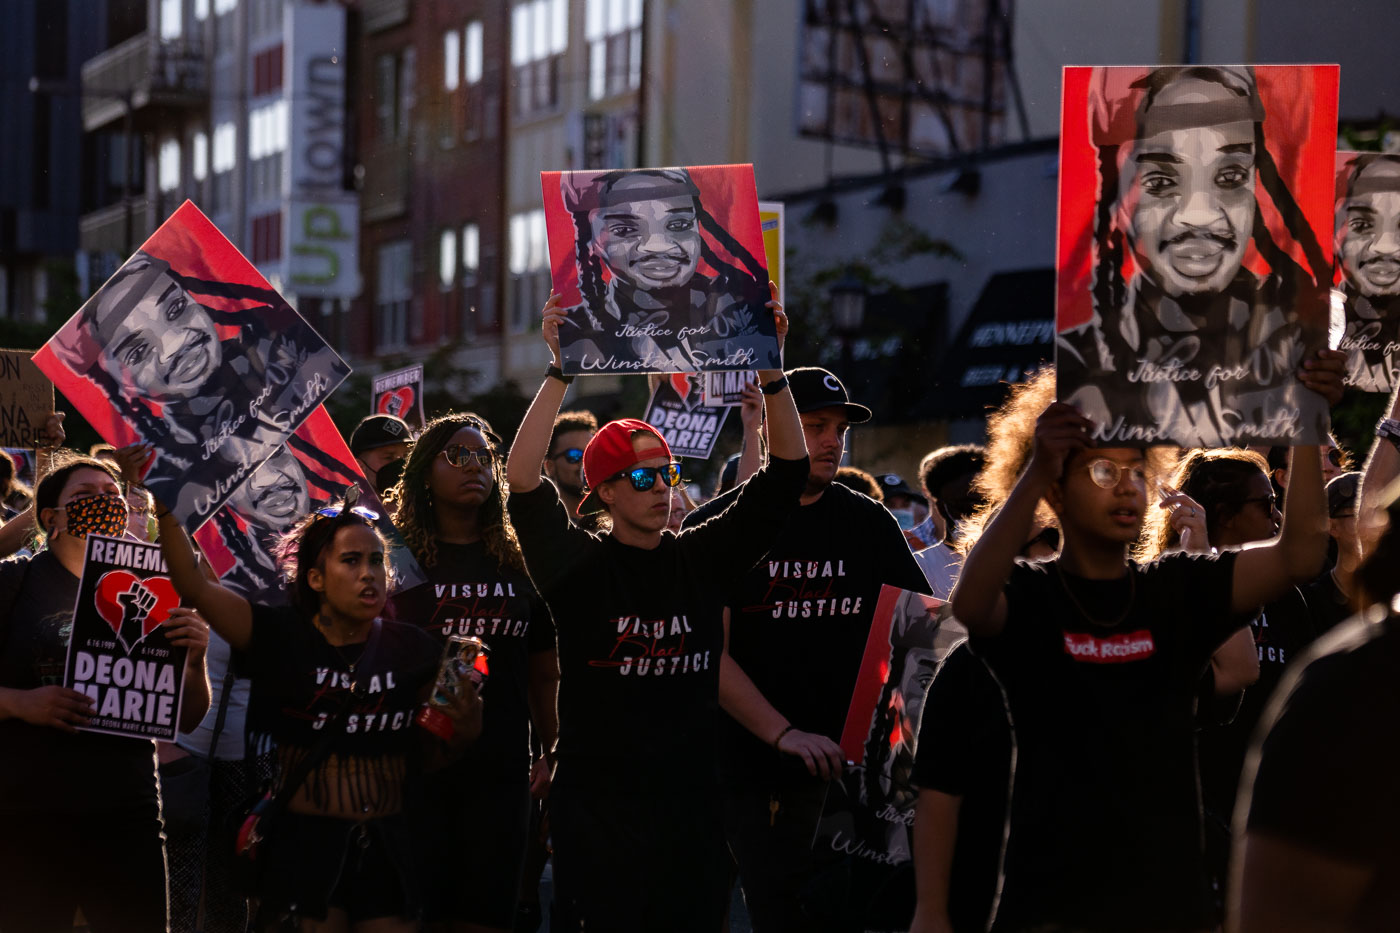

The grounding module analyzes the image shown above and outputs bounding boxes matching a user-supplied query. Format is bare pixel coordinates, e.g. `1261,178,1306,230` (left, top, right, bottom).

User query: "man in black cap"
872,472,928,535
683,366,930,932
348,413,413,496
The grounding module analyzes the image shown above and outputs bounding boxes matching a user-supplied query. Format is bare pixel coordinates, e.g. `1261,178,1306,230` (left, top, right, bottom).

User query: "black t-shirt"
1243,608,1400,932
506,456,808,788
242,605,440,811
684,480,930,788
391,540,554,780
971,553,1243,932
911,641,1010,933
1197,587,1318,824
0,551,158,815
1300,568,1354,637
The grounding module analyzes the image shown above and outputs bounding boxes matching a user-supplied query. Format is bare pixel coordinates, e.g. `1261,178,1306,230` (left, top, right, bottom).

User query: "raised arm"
756,287,803,462
950,402,1090,636
506,294,570,495
155,510,253,652
734,380,765,487
1358,380,1400,559
1229,445,1329,616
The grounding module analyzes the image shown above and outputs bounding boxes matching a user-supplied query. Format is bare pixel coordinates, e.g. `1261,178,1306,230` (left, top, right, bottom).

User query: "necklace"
1053,561,1136,629
316,615,369,690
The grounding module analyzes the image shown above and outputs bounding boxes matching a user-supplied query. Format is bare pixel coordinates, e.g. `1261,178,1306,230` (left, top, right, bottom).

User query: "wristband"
760,375,789,396
546,363,575,385
1378,417,1400,451
772,724,796,748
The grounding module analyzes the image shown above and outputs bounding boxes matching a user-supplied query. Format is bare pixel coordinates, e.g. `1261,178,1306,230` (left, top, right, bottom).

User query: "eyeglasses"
315,504,381,522
551,447,584,465
1085,458,1148,489
441,444,494,469
1241,494,1278,512
610,463,683,492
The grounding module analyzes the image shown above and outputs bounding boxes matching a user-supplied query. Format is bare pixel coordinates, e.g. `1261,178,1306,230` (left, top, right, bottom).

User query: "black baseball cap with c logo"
784,367,872,424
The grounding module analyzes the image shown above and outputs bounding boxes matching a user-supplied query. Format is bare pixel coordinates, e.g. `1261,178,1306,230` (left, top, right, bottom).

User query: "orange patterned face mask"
61,493,130,540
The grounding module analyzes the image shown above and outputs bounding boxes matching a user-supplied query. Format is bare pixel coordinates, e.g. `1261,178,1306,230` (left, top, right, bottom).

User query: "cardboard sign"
62,534,188,742
702,369,759,407
1333,150,1400,393
0,350,54,448
194,406,426,606
642,374,730,459
33,200,352,532
808,586,951,926
541,163,780,375
758,200,785,305
1054,65,1337,447
372,364,426,429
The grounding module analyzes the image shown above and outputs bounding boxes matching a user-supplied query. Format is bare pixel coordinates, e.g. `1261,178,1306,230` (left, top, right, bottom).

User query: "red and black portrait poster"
642,374,730,459
33,200,351,532
194,405,426,607
1055,65,1338,447
1333,150,1400,393
62,534,188,742
541,163,779,375
809,585,954,929
371,363,426,429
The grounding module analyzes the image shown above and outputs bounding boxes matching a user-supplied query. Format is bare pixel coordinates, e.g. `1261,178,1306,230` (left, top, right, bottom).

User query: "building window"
439,229,457,288
253,44,284,96
461,223,480,276
444,29,460,91
512,0,567,116
464,22,483,85
194,0,209,21
508,209,548,275
248,100,287,160
214,0,236,13
377,240,413,349
250,211,282,264
160,0,183,40
586,0,642,101
158,139,181,192
375,47,415,141
192,130,208,181
212,121,236,173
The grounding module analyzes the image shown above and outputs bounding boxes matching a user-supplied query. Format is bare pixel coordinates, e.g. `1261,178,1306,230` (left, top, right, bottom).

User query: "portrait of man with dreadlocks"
1055,65,1338,448
35,202,350,529
1334,151,1400,393
542,164,781,374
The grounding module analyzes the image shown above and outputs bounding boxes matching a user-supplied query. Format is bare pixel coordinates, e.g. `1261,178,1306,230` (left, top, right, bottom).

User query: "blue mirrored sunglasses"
611,463,683,492
315,504,380,522
552,447,584,465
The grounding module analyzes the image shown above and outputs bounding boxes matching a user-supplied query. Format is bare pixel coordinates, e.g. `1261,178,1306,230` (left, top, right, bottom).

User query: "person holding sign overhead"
0,451,209,933
505,285,805,932
147,468,482,932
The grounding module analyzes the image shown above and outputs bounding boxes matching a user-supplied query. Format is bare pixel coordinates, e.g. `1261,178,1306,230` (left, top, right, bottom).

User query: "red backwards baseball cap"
576,418,673,516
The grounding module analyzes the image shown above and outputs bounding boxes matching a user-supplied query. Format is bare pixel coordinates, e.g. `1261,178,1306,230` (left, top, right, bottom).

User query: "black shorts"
418,764,532,926
257,812,418,926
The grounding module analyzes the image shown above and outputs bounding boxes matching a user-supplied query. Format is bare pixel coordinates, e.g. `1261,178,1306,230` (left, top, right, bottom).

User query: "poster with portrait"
371,364,426,429
193,405,426,607
33,200,351,532
0,350,54,448
642,374,731,459
1055,65,1338,447
809,585,951,928
541,163,780,375
1333,150,1400,393
2,447,36,491
62,534,188,742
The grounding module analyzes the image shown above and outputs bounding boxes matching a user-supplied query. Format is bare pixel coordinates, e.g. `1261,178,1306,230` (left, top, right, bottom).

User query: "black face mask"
373,458,406,496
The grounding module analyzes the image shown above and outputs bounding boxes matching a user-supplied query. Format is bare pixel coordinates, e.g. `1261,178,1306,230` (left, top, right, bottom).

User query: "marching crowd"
0,291,1397,933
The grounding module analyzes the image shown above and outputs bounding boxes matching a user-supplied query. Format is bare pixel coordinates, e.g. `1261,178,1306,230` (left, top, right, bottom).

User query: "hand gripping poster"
811,586,953,930
372,363,426,429
194,406,426,606
1055,65,1338,447
642,374,730,459
62,534,189,742
541,164,780,375
1333,151,1400,393
34,201,351,531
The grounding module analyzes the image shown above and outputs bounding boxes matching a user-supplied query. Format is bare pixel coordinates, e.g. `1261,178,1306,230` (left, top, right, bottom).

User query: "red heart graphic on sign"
94,571,181,653
378,387,414,418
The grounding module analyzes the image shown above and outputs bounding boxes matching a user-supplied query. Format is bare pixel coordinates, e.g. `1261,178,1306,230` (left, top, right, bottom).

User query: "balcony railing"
79,197,153,256
82,32,208,133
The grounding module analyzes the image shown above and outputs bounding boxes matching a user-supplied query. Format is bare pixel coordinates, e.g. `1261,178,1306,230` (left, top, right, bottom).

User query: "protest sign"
809,586,952,927
62,534,188,742
194,405,426,606
372,364,426,429
2,447,36,491
758,200,785,304
33,200,351,532
1333,150,1400,393
702,369,759,407
1055,65,1337,447
643,374,730,459
541,163,780,375
0,350,53,449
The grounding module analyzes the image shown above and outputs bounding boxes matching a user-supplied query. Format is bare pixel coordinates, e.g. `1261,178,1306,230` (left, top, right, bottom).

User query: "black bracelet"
546,363,575,385
760,375,788,396
773,724,796,748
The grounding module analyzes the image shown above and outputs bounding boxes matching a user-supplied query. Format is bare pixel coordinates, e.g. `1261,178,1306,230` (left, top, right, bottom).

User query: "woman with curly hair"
389,412,558,933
